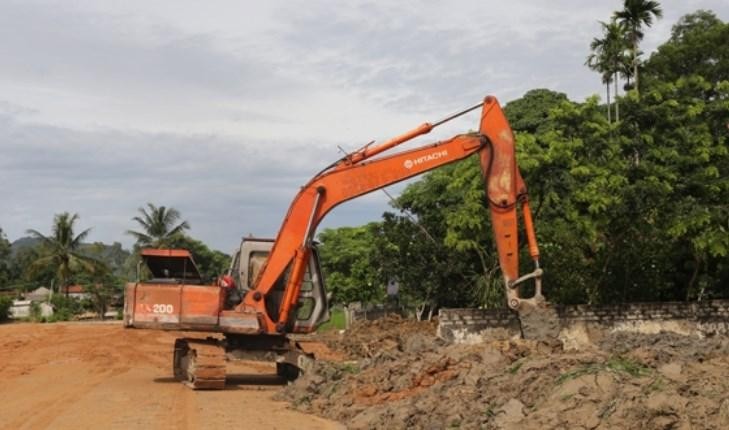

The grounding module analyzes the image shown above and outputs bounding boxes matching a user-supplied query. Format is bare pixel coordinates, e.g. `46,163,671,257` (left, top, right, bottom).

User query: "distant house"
25,286,52,302
61,285,90,300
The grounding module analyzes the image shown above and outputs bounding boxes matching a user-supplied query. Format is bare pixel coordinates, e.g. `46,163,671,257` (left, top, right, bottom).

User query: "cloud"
0,111,390,250
1,0,728,251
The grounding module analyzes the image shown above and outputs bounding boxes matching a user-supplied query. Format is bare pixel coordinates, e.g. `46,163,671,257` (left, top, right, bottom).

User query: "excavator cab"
230,237,330,333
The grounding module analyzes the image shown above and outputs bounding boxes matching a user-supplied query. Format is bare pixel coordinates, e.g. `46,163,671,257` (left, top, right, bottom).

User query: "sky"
1,0,728,252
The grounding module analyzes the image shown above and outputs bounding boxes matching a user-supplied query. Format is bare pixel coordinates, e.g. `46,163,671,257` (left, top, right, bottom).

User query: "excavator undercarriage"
172,335,312,389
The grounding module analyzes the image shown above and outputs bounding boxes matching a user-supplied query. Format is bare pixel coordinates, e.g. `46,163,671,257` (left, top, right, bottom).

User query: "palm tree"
126,203,190,248
615,0,663,94
26,212,100,295
587,21,623,123
588,20,631,122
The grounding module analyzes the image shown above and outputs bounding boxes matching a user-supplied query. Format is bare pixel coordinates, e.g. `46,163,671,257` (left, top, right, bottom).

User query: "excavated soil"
0,322,342,430
279,316,729,429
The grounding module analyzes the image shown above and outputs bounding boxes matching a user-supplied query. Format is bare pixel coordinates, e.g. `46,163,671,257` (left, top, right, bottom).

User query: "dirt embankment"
279,317,729,429
0,322,342,430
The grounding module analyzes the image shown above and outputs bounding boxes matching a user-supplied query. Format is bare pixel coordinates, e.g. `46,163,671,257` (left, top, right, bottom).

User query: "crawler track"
173,338,226,390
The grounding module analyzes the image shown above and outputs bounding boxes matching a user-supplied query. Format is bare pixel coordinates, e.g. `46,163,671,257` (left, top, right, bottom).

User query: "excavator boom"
246,95,543,332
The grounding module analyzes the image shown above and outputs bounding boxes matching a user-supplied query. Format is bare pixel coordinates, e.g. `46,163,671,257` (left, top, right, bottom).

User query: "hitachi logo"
403,150,448,169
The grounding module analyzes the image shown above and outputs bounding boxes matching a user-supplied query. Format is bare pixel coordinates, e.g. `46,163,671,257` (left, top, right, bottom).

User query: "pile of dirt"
314,316,440,360
279,319,729,429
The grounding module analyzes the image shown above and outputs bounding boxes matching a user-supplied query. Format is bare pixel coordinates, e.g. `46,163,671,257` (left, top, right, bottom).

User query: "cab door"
233,238,330,333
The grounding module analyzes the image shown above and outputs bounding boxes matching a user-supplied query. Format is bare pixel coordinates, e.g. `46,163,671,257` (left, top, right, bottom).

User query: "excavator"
123,95,546,389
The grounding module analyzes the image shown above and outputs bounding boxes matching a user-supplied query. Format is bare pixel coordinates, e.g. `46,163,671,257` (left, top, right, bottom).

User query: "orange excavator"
123,96,545,389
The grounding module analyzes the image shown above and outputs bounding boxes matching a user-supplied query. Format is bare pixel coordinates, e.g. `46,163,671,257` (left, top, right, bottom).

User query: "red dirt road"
0,322,343,430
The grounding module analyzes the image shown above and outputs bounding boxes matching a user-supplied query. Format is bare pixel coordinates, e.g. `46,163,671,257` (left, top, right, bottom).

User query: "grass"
556,356,650,384
508,359,525,374
317,307,347,332
338,361,360,374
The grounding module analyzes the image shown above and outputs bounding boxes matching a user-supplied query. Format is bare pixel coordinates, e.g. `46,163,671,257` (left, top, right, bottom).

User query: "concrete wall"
10,300,54,319
438,300,729,346
345,302,404,328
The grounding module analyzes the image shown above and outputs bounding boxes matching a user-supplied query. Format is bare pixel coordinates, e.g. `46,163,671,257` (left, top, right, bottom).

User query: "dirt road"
0,322,343,430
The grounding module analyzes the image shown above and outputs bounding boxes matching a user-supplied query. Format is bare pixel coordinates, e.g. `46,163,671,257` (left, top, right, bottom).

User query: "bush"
49,295,83,321
0,296,12,321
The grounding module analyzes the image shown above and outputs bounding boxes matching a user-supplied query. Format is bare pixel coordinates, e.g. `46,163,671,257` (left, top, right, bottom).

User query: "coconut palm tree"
26,212,100,295
587,20,631,122
126,203,190,248
615,0,663,94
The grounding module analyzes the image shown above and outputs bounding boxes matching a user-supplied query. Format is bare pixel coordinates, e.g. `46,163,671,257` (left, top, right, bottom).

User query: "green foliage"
76,267,124,318
317,224,383,304
125,203,227,282
126,203,190,248
614,0,664,93
25,212,104,291
557,356,650,384
81,242,131,278
503,89,569,134
0,296,12,321
0,228,11,288
645,10,728,86
10,248,54,293
49,295,83,321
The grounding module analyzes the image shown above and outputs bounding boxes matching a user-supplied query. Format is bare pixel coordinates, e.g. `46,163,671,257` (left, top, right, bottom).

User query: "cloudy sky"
1,0,728,252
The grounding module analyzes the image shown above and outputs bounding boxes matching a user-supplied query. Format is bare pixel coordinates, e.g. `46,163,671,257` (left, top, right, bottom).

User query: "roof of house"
62,285,85,294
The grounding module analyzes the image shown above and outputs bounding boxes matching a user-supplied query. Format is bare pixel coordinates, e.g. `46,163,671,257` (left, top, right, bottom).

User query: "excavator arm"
244,96,545,333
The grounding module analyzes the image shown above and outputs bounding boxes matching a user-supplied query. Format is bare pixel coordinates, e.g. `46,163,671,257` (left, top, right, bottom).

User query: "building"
10,300,53,319
61,285,90,300
25,286,51,302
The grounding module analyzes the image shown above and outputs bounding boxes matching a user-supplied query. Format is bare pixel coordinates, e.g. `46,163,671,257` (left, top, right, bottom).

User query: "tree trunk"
614,71,620,122
416,303,426,321
426,304,434,321
606,82,612,124
686,254,702,301
633,31,639,95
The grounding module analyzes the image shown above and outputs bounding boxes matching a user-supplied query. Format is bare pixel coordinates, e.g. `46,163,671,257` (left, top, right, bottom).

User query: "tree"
503,89,568,134
587,20,630,122
0,296,12,321
644,10,728,87
126,203,190,248
317,224,383,305
26,213,102,295
587,22,616,123
614,0,663,94
77,267,123,319
0,228,11,288
7,245,55,293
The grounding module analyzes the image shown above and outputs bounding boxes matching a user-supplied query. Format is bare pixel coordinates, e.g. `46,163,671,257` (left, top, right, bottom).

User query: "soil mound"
279,319,729,429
